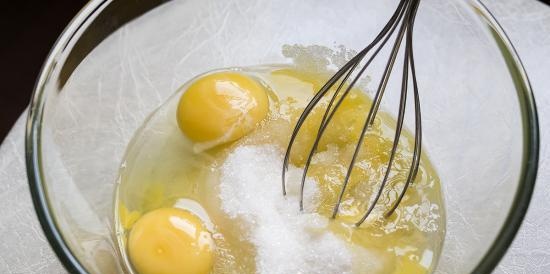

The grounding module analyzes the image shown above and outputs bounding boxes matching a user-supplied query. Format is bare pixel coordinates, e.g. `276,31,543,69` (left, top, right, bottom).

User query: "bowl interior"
27,0,537,273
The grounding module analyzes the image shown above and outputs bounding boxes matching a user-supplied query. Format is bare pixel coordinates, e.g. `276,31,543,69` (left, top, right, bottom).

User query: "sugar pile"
219,145,354,274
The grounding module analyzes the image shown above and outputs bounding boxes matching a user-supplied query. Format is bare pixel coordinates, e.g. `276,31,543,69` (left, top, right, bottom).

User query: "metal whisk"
282,0,422,227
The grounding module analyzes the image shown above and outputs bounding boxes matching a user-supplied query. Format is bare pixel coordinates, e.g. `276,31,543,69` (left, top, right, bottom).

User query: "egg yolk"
128,207,215,274
176,72,269,146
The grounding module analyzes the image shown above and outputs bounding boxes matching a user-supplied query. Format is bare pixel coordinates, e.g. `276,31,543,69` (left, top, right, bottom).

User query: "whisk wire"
283,0,422,227
330,1,413,219
355,1,418,226
385,0,422,218
282,57,357,196
297,62,360,210
282,0,411,200
282,0,409,199
298,1,411,212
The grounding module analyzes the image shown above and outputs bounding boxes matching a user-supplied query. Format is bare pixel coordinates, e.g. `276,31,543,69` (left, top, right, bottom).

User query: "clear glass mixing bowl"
25,0,539,273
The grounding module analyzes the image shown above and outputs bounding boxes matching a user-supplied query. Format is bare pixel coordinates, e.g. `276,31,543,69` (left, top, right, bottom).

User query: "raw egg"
128,207,215,274
176,72,269,147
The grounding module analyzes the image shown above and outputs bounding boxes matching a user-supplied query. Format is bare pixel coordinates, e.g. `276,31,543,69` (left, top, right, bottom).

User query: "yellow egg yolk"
128,207,215,274
176,72,269,147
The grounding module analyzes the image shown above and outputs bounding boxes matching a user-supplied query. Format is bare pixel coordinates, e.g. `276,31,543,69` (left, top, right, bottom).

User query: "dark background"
0,0,549,144
0,1,86,143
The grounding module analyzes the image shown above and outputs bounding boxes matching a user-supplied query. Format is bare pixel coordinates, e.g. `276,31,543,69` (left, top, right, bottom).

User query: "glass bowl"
25,0,539,273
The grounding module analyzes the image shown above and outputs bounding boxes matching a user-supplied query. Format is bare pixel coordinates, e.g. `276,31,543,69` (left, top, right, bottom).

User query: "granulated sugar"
219,145,354,274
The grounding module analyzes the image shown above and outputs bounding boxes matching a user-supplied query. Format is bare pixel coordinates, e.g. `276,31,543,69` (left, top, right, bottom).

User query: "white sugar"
219,145,354,274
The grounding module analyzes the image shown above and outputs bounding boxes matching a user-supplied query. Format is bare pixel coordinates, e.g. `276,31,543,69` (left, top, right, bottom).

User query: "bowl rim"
25,0,540,273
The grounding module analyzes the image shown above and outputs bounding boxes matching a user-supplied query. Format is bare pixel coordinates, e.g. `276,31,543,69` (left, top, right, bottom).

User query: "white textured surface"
0,0,548,273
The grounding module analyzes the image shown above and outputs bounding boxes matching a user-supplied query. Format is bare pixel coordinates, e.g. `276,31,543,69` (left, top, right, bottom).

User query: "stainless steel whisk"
282,0,422,227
